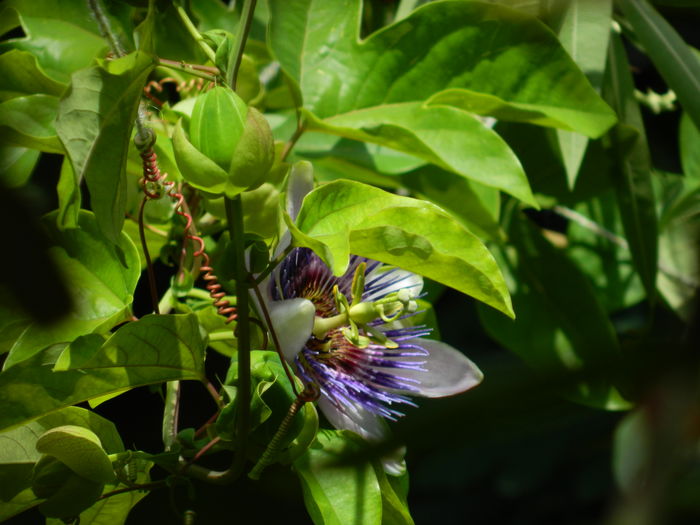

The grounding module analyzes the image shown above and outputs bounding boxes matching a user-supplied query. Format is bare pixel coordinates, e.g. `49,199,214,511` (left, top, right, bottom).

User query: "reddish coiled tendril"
136,130,236,323
143,77,213,107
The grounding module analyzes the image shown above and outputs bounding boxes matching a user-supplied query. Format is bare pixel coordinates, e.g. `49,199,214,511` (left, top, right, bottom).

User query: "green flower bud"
173,86,275,197
190,86,247,170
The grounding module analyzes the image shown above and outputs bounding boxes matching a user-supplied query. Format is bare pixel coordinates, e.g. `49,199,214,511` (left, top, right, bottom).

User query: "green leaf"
604,32,658,300
680,112,700,185
0,406,123,518
618,0,700,130
54,314,206,377
400,165,503,242
564,194,645,312
2,211,140,368
0,314,206,432
0,94,63,153
0,2,109,83
548,0,612,187
0,146,39,188
0,49,66,102
0,488,38,522
654,173,700,319
288,177,514,317
134,0,156,54
477,215,630,410
153,4,208,64
269,0,616,137
294,430,382,525
52,488,146,525
36,425,116,484
56,157,82,230
56,51,156,244
219,351,318,461
192,0,241,33
612,410,651,493
304,103,536,206
373,464,414,525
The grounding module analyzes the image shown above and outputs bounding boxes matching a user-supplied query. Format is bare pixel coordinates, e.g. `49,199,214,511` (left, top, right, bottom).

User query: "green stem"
158,57,219,74
227,0,257,89
175,6,217,64
138,197,160,314
208,331,236,342
86,0,125,57
162,381,180,451
226,195,251,479
157,59,219,82
253,244,293,286
158,287,175,314
280,118,306,162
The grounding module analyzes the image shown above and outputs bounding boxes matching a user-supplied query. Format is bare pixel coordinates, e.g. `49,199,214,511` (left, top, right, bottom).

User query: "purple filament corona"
270,248,431,420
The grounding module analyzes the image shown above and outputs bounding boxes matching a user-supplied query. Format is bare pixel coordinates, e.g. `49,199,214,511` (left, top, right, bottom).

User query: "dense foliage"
0,0,699,523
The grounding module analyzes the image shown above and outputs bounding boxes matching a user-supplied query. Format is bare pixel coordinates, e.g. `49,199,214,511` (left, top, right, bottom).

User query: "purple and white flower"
256,164,483,473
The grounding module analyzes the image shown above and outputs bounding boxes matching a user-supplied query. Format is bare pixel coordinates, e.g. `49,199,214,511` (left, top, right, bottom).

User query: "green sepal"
172,119,237,195
227,107,275,193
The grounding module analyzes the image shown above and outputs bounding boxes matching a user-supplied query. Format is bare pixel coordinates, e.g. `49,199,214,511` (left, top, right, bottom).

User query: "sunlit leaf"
287,177,514,317
400,165,503,242
0,49,65,102
304,104,535,206
0,314,206,432
0,2,109,83
56,51,156,244
36,425,116,484
294,430,382,525
269,0,616,136
549,0,612,187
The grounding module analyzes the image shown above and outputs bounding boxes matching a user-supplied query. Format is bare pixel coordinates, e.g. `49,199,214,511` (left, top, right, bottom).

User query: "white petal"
393,339,483,398
364,267,423,301
381,446,407,477
272,231,292,259
318,397,387,442
266,298,315,362
286,161,314,221
318,398,406,475
271,162,315,258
